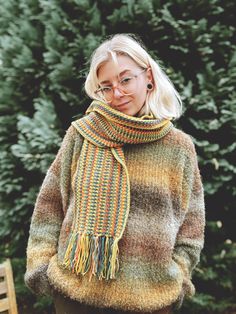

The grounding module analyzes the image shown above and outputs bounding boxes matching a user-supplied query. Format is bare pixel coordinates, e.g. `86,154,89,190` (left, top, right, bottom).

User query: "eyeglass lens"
98,76,138,102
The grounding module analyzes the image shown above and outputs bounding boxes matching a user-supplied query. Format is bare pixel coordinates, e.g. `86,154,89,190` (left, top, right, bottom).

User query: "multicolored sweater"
24,123,205,313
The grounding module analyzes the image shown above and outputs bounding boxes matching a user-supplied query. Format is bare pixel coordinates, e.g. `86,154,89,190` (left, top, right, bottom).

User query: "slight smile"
117,101,130,108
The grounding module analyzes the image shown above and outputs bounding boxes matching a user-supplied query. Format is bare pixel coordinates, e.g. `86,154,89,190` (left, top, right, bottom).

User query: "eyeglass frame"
94,68,148,103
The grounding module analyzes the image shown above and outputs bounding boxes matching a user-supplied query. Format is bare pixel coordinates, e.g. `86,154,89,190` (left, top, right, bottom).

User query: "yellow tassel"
63,233,76,268
110,238,119,279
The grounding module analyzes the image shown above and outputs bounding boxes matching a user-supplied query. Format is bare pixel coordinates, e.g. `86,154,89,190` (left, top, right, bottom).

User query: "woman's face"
97,54,153,117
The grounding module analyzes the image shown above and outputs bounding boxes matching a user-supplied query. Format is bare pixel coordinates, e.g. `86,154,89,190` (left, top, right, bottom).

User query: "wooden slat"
0,280,7,294
0,265,6,277
5,259,18,314
0,297,10,311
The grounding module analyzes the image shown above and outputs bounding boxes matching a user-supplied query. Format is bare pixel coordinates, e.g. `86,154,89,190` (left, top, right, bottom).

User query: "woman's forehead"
98,69,132,85
97,55,138,83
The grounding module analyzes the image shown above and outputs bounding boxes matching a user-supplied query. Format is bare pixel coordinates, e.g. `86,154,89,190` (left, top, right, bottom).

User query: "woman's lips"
117,101,130,108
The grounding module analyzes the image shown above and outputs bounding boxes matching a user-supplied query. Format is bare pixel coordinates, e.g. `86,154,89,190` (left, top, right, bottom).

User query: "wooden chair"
0,259,18,314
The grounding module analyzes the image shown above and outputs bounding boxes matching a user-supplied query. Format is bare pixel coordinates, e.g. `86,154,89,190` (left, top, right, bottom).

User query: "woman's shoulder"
64,123,84,142
57,123,84,155
164,125,196,154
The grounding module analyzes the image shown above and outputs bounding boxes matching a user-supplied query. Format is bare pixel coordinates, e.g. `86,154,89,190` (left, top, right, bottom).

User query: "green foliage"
0,0,235,313
11,98,61,173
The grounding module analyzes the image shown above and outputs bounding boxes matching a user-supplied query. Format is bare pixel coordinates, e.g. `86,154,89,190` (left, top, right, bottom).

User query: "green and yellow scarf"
63,100,173,281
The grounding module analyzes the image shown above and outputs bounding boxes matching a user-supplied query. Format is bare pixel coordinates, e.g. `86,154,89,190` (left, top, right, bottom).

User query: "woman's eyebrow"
100,69,131,85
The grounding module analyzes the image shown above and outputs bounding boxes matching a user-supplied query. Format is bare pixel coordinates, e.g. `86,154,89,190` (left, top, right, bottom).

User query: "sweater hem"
47,254,184,312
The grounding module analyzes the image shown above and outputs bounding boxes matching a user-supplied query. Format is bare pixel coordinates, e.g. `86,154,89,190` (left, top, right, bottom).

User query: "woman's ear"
146,67,154,83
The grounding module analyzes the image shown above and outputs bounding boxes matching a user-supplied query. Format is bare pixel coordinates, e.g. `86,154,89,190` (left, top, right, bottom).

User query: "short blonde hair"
84,34,182,120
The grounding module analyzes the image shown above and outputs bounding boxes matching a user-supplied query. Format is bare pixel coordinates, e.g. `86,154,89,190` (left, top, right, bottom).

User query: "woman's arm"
24,126,77,295
172,138,206,308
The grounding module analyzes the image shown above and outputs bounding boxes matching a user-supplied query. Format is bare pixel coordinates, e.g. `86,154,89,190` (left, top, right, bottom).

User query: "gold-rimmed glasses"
95,68,147,103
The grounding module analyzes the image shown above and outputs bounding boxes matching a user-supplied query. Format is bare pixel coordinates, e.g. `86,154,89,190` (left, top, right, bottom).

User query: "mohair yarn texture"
25,101,205,313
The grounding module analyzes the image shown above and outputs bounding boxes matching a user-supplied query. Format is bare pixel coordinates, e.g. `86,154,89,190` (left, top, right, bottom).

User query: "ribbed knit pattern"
24,106,205,313
63,101,173,281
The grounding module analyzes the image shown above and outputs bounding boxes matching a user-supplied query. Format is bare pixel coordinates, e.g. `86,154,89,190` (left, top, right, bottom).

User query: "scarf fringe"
63,233,120,281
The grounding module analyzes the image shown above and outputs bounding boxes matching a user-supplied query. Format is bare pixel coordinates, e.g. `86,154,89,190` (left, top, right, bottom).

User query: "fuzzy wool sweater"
24,122,205,313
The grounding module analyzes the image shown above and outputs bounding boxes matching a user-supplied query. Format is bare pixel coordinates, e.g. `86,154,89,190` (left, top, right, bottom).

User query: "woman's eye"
121,77,132,84
101,87,111,93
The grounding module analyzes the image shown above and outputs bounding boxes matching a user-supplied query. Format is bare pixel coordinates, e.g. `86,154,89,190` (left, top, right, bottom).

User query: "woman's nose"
113,86,123,98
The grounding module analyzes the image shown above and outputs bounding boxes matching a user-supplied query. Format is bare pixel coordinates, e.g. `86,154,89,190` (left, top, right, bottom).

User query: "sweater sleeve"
24,125,77,296
172,138,205,308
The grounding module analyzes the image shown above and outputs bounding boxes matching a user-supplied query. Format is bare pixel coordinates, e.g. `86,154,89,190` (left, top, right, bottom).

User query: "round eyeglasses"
95,68,147,103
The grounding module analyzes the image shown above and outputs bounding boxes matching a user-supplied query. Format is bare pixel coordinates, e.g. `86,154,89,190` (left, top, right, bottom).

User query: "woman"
25,34,205,314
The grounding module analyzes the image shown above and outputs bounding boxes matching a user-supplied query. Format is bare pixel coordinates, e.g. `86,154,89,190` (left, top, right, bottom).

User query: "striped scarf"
63,100,173,281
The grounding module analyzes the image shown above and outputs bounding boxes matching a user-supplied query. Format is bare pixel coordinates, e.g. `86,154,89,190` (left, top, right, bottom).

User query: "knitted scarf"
63,100,173,281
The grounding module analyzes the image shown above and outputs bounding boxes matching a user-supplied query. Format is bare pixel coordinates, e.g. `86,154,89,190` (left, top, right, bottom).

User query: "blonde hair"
84,34,182,120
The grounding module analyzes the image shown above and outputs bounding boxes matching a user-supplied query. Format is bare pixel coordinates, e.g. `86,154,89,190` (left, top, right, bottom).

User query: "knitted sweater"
25,123,205,313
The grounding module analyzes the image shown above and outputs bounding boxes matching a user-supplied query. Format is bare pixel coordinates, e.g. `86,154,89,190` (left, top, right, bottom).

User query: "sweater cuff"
172,254,196,309
24,263,53,296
